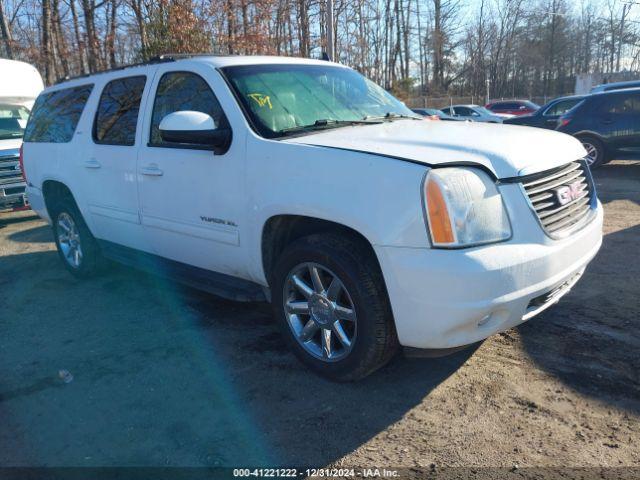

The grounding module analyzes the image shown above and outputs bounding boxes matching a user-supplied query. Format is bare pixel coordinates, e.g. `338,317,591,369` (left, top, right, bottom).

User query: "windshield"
222,64,419,138
0,104,30,140
474,106,495,116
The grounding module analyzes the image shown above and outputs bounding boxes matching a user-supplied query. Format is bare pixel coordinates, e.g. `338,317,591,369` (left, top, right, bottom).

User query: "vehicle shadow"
0,212,39,229
591,159,640,205
190,287,477,465
0,248,473,467
518,223,640,414
7,224,52,243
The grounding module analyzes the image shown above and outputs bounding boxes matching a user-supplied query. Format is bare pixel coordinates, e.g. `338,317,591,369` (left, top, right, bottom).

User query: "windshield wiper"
365,112,423,122
278,118,382,135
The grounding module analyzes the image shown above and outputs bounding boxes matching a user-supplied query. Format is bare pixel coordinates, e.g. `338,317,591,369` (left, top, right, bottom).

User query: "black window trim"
146,70,232,152
92,74,147,147
23,83,94,144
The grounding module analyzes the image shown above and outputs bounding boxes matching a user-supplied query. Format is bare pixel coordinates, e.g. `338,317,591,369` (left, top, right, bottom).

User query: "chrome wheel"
57,212,83,269
283,262,357,362
582,142,598,166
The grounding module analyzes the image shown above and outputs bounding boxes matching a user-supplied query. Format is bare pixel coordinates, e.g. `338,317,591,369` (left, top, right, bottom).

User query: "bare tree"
0,0,14,58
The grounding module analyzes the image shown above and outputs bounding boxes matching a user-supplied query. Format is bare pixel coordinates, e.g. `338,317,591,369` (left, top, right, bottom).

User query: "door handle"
84,159,101,169
140,164,164,176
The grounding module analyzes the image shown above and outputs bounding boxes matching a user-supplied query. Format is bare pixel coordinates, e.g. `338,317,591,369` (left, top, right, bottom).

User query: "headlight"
423,167,512,248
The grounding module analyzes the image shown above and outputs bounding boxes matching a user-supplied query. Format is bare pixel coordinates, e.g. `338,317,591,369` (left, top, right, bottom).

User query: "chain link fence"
406,95,574,109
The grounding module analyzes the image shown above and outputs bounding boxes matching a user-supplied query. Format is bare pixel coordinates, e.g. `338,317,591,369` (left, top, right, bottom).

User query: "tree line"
0,0,639,100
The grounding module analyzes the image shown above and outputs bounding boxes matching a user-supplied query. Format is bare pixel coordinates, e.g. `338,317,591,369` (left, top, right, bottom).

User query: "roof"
487,99,537,104
0,59,44,101
591,79,640,92
591,86,640,96
52,54,344,89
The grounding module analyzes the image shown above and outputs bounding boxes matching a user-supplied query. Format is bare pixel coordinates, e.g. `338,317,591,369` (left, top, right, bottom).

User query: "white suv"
23,55,603,381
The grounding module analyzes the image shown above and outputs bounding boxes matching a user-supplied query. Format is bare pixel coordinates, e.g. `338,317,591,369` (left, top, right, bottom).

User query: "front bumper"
375,198,603,350
0,182,27,210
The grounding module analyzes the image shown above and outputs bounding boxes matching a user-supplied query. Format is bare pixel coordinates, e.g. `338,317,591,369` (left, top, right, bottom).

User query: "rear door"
454,106,480,120
82,74,150,249
492,102,512,114
597,91,640,154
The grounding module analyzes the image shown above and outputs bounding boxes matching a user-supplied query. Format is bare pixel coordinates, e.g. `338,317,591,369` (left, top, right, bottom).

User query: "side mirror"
159,111,231,153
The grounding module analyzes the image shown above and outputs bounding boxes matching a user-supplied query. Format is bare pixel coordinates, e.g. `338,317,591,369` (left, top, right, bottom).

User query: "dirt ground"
0,160,638,476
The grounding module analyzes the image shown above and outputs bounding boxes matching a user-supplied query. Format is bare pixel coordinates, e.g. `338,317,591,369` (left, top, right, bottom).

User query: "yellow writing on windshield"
248,93,273,109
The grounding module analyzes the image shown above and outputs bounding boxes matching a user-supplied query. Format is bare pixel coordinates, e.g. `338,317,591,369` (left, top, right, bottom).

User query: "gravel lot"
0,160,638,474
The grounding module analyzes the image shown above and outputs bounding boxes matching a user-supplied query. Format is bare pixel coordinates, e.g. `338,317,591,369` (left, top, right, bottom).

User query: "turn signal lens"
425,175,455,244
423,167,512,248
558,117,571,128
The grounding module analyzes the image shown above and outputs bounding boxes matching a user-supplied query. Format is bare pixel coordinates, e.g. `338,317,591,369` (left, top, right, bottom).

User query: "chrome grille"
0,151,23,187
521,160,596,238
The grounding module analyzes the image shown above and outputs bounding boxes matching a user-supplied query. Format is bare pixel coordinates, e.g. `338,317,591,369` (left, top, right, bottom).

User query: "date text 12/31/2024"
233,468,399,478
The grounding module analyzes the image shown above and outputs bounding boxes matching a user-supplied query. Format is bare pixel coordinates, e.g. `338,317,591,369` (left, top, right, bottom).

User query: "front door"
137,65,246,277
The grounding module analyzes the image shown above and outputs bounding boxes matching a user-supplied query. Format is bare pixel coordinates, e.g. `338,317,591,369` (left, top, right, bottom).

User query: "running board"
98,240,267,302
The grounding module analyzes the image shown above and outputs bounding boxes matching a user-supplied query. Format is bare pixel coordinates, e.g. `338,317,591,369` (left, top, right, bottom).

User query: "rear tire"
51,197,102,278
271,233,398,382
578,136,605,169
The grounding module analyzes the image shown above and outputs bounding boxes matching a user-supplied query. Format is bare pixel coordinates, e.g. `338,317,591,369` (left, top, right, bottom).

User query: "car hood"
0,138,22,154
284,120,586,178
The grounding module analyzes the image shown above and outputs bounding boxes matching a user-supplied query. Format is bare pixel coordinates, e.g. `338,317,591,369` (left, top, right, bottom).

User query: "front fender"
244,138,431,283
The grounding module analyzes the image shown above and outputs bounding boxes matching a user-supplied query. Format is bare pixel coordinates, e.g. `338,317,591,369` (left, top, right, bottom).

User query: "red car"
485,100,540,116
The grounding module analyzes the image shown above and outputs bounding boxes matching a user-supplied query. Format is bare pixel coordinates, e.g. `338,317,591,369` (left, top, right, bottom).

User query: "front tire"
578,135,605,169
272,234,398,381
51,197,102,278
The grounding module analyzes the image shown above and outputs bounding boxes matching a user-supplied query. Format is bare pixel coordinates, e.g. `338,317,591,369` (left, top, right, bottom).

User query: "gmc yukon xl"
23,55,603,381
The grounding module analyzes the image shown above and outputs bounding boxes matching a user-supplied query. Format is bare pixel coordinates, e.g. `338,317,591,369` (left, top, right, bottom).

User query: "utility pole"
616,2,631,72
486,77,490,105
325,0,335,61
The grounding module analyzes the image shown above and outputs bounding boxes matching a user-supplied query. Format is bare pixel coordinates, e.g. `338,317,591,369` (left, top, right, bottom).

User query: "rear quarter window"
24,84,93,143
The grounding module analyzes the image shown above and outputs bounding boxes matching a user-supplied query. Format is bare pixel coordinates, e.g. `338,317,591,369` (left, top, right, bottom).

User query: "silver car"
441,105,504,123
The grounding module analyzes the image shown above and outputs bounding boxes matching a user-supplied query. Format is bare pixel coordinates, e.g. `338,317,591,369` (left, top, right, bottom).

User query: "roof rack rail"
156,53,233,59
54,55,180,84
54,53,230,85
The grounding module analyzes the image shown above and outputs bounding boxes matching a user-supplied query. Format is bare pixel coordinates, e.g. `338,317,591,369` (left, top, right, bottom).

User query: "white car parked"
23,55,603,381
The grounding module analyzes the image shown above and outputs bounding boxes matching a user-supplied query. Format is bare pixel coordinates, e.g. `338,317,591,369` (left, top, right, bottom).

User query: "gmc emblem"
554,181,583,206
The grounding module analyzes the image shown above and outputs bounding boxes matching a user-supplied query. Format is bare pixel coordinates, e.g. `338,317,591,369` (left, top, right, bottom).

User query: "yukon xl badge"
200,216,237,227
553,181,583,207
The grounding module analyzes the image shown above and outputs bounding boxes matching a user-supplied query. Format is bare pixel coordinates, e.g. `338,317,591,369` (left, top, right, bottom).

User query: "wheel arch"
573,130,607,145
260,214,383,288
42,179,78,218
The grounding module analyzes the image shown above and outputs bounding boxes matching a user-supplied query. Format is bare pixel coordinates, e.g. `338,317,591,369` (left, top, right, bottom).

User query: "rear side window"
149,71,227,146
602,93,640,115
94,76,146,146
24,85,93,143
456,107,475,116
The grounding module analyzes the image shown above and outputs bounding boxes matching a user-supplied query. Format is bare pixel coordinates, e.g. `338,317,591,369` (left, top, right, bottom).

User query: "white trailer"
0,58,44,210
